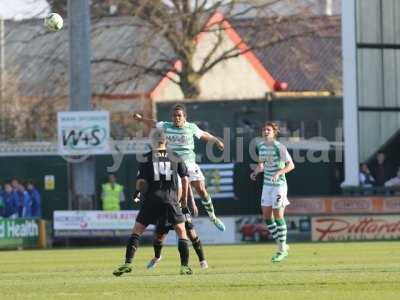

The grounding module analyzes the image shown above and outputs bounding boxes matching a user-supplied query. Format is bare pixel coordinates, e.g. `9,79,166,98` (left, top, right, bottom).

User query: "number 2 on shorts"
275,194,282,207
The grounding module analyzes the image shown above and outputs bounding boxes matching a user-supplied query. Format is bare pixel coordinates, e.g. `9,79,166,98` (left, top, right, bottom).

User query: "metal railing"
0,139,151,156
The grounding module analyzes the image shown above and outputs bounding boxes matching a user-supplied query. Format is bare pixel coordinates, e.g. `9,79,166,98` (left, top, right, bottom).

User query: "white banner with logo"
53,211,236,242
54,210,138,230
57,111,110,155
54,210,141,237
312,215,400,242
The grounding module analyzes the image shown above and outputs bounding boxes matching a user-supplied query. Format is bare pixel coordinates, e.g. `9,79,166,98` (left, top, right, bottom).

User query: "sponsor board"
383,198,400,212
54,210,138,231
235,215,311,242
331,197,374,213
53,210,142,237
0,218,39,249
288,197,400,215
53,211,309,242
54,211,235,242
312,215,400,241
286,198,327,214
57,111,110,155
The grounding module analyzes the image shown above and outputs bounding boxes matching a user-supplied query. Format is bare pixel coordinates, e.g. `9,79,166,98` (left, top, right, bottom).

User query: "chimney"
326,0,333,16
109,4,118,15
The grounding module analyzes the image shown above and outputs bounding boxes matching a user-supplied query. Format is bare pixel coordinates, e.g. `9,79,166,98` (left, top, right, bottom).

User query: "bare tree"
0,0,337,141
0,70,66,140
48,0,328,100
92,0,321,99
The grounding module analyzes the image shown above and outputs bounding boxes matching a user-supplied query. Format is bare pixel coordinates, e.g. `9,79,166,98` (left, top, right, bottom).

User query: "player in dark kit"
147,187,208,269
113,129,193,276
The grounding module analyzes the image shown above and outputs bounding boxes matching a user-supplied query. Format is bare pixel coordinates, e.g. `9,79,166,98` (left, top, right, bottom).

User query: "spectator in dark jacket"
0,191,4,217
11,178,24,217
18,183,31,218
370,152,393,187
2,183,18,218
27,181,42,218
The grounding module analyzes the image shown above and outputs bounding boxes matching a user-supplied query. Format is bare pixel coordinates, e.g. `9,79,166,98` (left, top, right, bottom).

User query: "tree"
95,0,320,99
48,0,328,99
0,0,336,141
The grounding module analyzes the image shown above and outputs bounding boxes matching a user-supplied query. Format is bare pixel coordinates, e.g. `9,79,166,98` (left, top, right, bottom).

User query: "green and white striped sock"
265,219,279,242
201,195,215,219
275,218,287,251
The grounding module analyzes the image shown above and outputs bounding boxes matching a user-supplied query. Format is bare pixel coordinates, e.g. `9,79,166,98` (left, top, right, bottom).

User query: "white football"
44,13,63,32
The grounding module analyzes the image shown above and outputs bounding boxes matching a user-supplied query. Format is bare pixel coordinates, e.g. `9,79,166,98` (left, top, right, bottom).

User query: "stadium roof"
4,13,341,98
235,15,342,92
4,17,171,97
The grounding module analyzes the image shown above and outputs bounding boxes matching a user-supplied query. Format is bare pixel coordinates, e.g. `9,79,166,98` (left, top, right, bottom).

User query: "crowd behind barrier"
0,178,41,219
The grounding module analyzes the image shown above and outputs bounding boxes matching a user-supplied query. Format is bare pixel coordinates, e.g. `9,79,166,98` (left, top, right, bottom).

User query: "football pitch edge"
1,242,399,300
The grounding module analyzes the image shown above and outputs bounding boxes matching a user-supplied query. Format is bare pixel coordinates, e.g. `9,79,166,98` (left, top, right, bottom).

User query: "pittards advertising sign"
312,215,400,241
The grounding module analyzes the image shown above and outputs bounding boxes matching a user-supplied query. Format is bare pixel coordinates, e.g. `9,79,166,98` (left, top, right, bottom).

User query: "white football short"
177,163,205,188
261,184,290,209
185,162,205,182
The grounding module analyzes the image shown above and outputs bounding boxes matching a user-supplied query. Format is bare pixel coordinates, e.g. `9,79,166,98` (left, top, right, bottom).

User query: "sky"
0,0,49,20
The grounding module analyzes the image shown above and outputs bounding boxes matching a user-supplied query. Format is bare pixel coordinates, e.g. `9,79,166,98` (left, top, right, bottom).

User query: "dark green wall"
0,156,68,220
0,155,142,220
157,97,342,141
157,97,344,215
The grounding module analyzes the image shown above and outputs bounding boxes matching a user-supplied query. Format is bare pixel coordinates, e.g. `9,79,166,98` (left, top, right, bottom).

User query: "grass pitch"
1,242,400,300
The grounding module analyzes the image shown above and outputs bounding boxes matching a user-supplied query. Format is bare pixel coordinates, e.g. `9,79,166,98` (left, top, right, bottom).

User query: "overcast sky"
0,0,49,20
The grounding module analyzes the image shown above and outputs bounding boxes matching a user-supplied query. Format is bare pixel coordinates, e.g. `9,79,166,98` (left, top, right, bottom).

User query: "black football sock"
178,239,190,266
191,236,205,262
153,239,163,259
125,233,140,264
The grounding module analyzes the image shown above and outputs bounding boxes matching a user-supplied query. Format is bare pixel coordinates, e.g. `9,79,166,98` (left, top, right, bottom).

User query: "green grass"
1,242,400,299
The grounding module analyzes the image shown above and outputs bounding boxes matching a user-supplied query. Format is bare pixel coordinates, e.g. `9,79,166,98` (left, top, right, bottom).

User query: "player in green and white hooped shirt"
250,122,295,263
133,105,225,232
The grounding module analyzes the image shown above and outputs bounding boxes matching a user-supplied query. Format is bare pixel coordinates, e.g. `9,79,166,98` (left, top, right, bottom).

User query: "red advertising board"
312,215,400,241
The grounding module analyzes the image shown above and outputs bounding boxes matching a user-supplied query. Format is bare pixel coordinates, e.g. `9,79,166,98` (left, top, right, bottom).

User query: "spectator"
101,173,125,211
0,190,4,217
27,181,42,218
385,167,400,187
2,183,18,218
11,177,24,217
18,183,32,218
359,163,375,187
370,152,392,187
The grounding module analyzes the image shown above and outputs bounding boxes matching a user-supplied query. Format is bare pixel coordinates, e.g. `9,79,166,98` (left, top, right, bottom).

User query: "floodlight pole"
341,0,359,186
67,0,96,209
0,18,4,138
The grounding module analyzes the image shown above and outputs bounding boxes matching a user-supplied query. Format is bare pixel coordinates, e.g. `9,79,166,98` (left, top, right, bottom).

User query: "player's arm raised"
132,113,157,128
200,131,224,150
